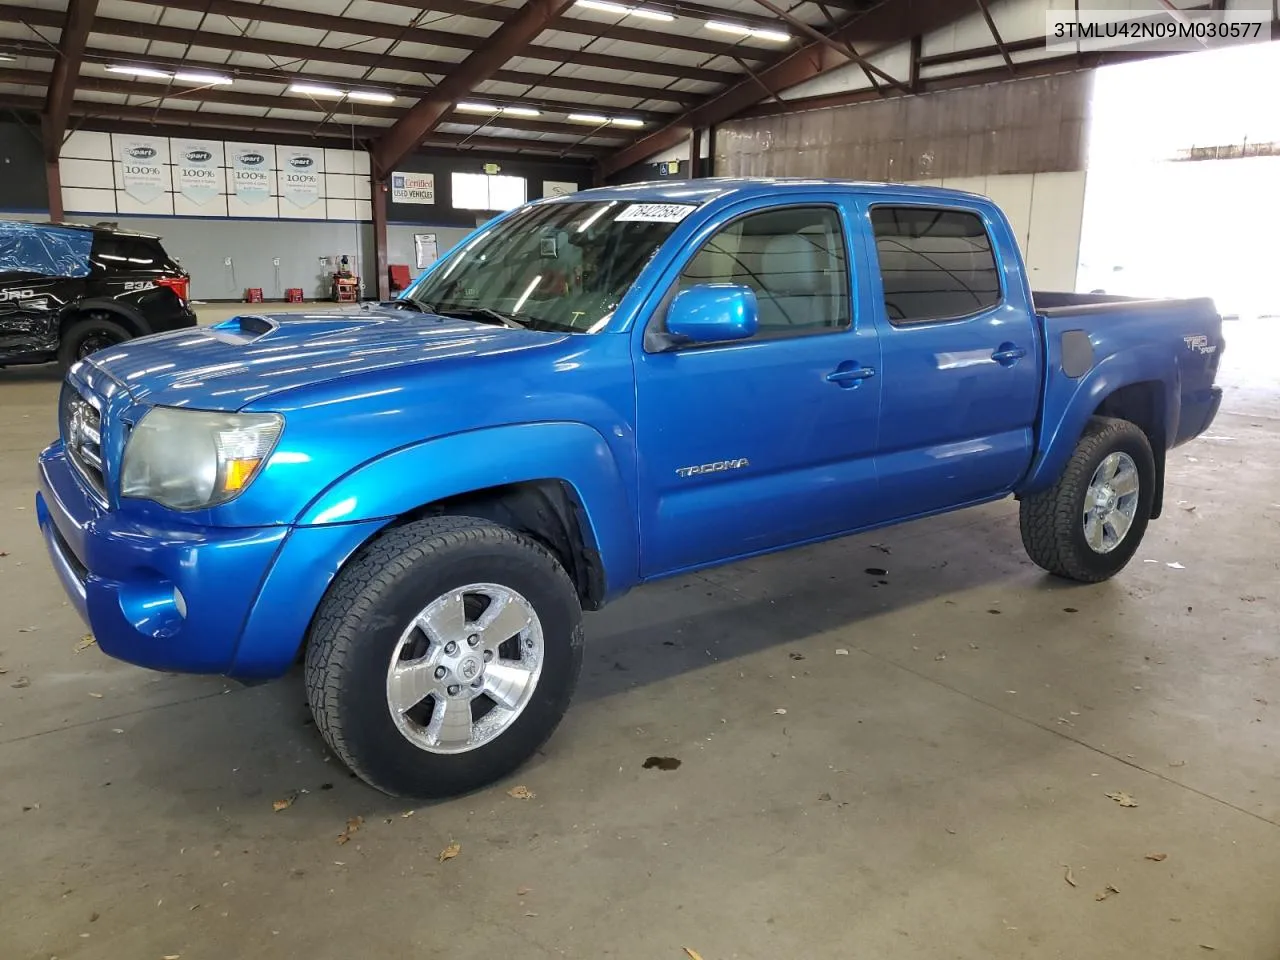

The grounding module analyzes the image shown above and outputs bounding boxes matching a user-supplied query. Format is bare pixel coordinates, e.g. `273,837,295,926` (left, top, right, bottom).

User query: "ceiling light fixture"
501,106,541,117
574,0,675,22
610,117,645,127
568,113,609,124
347,90,396,103
173,70,233,85
106,65,171,79
456,101,501,113
288,82,345,97
0,54,16,63
706,21,790,42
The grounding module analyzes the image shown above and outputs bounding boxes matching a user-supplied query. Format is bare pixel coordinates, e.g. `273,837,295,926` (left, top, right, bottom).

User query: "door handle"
826,363,877,387
991,344,1027,366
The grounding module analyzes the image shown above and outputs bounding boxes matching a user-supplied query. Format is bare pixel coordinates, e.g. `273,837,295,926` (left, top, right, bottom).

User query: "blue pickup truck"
36,180,1223,797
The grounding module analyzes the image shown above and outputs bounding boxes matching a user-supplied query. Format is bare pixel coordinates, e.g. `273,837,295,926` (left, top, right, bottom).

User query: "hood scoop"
210,314,279,343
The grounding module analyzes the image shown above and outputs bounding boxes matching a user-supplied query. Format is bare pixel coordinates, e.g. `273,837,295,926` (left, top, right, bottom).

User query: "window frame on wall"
653,203,855,348
867,203,1005,327
450,171,528,213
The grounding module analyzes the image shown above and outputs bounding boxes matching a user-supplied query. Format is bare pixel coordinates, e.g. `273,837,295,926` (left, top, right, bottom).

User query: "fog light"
173,587,188,619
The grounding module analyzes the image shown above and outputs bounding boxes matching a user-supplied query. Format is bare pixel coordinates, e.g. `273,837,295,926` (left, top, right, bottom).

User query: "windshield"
404,200,696,333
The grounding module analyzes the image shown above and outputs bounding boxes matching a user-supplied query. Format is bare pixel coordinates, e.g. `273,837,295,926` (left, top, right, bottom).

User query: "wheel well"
60,307,143,339
1093,381,1166,519
388,480,607,610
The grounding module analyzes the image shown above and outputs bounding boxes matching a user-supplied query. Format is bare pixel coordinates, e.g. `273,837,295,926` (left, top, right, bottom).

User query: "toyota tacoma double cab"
0,219,195,368
35,180,1223,798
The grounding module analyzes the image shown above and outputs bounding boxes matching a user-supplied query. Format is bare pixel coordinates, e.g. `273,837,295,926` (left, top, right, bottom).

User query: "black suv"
0,220,196,368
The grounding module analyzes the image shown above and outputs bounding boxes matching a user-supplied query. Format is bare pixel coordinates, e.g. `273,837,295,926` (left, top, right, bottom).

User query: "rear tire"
305,516,584,798
58,315,133,368
1019,416,1155,582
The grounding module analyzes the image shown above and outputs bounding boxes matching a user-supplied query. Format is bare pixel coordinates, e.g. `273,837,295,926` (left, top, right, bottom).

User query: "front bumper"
36,442,386,679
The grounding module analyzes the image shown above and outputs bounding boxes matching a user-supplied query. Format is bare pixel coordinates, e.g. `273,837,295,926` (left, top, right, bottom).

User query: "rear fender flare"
61,299,152,337
295,421,638,599
1021,346,1178,494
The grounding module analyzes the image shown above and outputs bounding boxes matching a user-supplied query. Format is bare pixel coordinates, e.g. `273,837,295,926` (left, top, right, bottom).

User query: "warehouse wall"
0,121,48,214
715,72,1091,182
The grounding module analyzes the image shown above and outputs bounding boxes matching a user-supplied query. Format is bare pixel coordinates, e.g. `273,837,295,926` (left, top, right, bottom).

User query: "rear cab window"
869,206,1002,324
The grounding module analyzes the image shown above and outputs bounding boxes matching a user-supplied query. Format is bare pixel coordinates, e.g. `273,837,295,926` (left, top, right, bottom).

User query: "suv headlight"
121,407,284,510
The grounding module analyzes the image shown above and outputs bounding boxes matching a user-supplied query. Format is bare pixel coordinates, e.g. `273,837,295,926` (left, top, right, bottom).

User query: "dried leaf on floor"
524,912,538,918
1095,884,1120,901
111,728,124,734
163,955,181,959
1199,945,1216,951
1056,717,1074,725
11,676,30,689
401,809,415,818
773,708,787,715
834,649,850,656
1169,760,1187,768
1105,791,1139,807
864,567,888,577
1145,853,1168,862
683,949,706,960
517,886,531,896
934,653,946,661
438,842,461,863
336,816,363,845
818,792,832,802
1167,562,1186,570
272,792,299,813
788,652,805,661
507,785,535,800
88,692,104,699
870,543,891,554
642,756,681,771
1063,865,1077,887
75,634,97,652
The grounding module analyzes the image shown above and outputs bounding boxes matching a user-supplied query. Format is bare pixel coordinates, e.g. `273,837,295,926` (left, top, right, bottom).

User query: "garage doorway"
1077,41,1280,320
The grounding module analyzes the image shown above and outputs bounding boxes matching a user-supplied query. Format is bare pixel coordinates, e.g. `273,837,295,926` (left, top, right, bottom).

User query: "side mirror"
665,284,758,345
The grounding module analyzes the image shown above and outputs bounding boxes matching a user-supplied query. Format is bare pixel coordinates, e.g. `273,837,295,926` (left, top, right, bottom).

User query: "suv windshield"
405,200,695,334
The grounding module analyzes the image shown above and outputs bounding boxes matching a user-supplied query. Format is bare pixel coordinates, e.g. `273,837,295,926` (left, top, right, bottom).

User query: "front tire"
305,516,584,798
1020,416,1155,582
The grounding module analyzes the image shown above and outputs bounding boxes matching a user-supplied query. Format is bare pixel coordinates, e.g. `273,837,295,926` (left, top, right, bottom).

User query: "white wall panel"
60,158,115,190
323,148,356,174
354,199,373,222
61,130,111,161
172,193,229,218
227,193,280,218
324,172,358,199
326,198,357,221
279,198,327,220
62,187,115,214
980,173,1035,256
1024,170,1087,291
116,191,174,216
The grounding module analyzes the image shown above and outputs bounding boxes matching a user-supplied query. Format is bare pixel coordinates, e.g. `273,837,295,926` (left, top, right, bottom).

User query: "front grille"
60,384,107,500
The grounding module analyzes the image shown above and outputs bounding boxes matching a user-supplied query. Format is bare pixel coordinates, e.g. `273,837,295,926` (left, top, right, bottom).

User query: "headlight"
120,407,283,510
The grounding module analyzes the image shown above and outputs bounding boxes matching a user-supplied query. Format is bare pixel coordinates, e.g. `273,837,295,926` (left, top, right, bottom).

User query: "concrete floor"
1,311,1277,960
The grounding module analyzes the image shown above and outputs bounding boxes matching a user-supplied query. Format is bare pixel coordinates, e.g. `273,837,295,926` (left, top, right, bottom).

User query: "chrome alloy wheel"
1083,451,1140,554
386,583,544,755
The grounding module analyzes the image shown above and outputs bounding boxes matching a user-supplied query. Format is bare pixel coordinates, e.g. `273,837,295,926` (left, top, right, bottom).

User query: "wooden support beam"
42,0,98,161
372,0,577,178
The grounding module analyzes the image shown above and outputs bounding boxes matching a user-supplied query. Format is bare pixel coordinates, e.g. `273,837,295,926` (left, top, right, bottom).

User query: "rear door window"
870,206,1001,324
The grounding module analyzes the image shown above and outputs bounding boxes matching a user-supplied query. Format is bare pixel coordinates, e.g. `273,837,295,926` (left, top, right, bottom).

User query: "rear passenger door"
859,201,1040,520
634,200,882,577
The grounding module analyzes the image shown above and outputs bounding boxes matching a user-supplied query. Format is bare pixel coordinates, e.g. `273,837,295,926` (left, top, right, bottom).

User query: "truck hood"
83,307,565,409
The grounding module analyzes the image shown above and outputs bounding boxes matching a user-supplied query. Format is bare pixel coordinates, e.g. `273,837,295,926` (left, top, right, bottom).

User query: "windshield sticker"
615,203,697,223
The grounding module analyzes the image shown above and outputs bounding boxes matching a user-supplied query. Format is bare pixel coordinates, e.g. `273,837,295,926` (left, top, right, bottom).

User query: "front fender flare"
1021,345,1178,494
295,421,638,600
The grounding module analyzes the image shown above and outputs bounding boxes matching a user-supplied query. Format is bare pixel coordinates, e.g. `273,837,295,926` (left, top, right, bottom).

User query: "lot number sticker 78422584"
615,203,697,223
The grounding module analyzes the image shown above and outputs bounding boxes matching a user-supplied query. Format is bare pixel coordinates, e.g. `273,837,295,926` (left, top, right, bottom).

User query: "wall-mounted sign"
231,143,273,205
543,180,578,198
172,138,222,206
281,148,322,209
115,136,168,203
391,171,435,204
414,233,438,270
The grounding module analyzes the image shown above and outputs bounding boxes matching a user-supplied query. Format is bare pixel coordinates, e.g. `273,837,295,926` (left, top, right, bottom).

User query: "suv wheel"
59,315,133,367
304,516,584,798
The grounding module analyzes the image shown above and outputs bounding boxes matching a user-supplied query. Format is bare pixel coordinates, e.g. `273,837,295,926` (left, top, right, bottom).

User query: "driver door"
633,200,883,577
